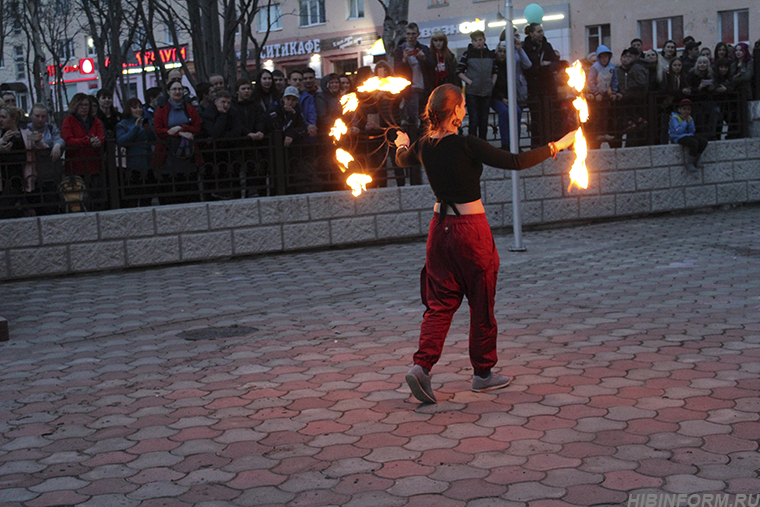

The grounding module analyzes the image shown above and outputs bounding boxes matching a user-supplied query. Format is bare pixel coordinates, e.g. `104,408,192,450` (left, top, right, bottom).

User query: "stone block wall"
1,139,758,280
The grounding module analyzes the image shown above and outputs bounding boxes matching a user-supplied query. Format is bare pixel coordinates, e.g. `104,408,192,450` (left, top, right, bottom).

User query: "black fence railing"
481,91,749,149
0,90,752,219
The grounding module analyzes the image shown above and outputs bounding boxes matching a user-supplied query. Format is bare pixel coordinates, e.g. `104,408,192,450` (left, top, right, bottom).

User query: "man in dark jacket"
200,89,244,199
392,22,432,185
392,22,434,127
456,30,496,140
617,47,650,146
232,78,267,141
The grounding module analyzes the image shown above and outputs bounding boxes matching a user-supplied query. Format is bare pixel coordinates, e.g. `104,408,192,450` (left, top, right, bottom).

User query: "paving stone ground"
1,205,759,507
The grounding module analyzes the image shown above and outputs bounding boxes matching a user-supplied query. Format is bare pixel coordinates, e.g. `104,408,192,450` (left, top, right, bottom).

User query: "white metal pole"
505,0,525,251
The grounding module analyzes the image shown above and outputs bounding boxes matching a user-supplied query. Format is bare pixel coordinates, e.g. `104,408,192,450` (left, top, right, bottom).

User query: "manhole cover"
178,326,257,341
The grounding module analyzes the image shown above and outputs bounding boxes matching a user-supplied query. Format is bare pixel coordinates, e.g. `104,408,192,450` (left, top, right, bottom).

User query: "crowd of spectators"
1,26,759,219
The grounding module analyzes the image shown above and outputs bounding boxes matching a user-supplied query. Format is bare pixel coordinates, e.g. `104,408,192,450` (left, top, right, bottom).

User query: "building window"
10,1,21,34
429,0,448,6
57,39,76,61
258,4,282,32
586,24,611,55
85,36,97,57
348,0,363,19
164,24,176,45
719,9,749,45
14,45,25,80
299,0,325,27
638,16,683,51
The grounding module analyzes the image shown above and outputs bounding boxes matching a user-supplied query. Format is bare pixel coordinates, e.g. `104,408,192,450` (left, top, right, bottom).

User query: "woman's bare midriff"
433,199,486,215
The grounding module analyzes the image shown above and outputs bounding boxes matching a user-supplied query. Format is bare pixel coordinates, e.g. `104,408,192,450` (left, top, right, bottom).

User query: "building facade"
0,0,756,110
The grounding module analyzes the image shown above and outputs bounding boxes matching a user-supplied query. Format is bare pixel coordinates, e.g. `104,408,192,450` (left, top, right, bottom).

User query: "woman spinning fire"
395,84,575,404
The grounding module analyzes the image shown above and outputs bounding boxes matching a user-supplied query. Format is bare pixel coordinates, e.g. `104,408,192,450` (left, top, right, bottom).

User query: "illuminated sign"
80,58,94,74
459,18,485,34
260,39,320,59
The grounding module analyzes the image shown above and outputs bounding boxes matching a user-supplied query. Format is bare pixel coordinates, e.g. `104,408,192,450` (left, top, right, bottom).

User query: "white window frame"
57,39,76,62
348,0,363,19
299,0,325,27
429,0,448,7
85,36,97,57
638,16,683,51
257,4,282,32
718,9,749,45
586,24,610,55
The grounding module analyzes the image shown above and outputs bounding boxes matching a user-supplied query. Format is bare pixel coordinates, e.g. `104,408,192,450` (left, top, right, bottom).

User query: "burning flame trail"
330,119,348,141
565,60,590,192
326,76,411,196
340,93,359,114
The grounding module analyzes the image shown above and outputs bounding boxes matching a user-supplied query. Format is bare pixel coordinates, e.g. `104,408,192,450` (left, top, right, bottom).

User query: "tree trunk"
379,0,409,66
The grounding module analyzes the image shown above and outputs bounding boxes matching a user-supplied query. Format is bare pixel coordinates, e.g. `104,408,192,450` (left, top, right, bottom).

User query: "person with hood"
315,73,343,135
456,30,496,140
315,73,347,191
267,87,317,193
585,45,620,148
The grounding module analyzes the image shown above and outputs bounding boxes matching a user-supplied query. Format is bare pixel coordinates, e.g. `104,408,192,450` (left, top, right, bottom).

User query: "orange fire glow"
336,148,354,172
357,76,411,94
329,75,410,197
565,60,590,192
346,173,372,197
340,93,359,114
330,119,348,141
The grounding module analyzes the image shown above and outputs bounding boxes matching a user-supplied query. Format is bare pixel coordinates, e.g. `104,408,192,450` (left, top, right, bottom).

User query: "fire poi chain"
334,72,589,197
328,77,412,197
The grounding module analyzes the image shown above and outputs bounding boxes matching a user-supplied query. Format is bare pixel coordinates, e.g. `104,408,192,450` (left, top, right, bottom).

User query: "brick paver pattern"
1,205,759,506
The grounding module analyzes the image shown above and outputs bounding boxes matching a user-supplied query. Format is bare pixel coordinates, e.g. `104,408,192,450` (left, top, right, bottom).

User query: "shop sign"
260,39,321,59
419,18,485,39
322,32,377,51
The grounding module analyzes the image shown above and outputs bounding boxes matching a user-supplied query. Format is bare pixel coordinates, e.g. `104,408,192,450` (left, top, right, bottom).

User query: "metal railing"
0,90,752,218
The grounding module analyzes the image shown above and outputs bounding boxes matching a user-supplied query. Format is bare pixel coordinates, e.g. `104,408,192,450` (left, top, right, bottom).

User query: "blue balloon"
524,3,544,24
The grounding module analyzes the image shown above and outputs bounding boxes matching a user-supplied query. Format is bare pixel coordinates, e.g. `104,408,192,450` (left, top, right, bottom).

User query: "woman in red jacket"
61,93,105,177
152,79,203,203
61,93,106,210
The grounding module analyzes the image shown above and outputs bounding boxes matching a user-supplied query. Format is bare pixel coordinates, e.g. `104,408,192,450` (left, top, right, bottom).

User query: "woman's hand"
394,130,409,148
2,130,17,143
178,131,194,140
168,126,183,136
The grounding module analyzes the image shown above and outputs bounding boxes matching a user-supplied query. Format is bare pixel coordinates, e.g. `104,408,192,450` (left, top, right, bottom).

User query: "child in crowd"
585,45,620,148
669,98,708,174
456,30,496,140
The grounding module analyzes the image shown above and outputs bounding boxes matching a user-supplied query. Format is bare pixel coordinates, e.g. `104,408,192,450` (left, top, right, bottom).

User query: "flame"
566,60,586,93
340,93,359,114
336,148,354,173
357,76,411,94
330,119,348,141
347,173,372,197
565,60,590,192
568,128,588,191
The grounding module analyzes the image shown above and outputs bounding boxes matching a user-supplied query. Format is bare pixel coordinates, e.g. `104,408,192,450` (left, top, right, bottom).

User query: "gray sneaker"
405,365,436,404
472,372,511,393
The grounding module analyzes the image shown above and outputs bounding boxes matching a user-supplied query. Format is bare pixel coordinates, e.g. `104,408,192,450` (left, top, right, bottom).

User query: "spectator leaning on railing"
61,93,106,210
116,97,157,207
28,104,65,215
0,106,38,219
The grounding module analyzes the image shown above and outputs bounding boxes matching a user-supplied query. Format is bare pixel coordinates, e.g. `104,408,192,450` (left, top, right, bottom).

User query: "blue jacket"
669,112,696,142
299,90,317,127
115,117,156,173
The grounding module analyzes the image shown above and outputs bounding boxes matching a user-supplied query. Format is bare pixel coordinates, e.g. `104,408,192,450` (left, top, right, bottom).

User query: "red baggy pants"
414,213,500,377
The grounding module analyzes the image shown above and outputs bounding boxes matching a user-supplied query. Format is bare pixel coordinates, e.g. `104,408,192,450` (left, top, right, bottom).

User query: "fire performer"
395,84,575,404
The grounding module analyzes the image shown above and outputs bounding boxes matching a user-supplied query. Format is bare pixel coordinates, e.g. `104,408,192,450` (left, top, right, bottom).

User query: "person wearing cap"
266,86,307,148
669,98,707,174
681,41,701,75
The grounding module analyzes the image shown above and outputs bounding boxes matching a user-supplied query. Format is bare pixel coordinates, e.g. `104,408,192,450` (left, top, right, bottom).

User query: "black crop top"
396,135,551,205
